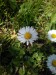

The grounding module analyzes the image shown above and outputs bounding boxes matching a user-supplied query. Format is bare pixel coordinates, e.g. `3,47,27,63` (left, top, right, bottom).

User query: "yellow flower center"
52,60,56,67
51,34,56,38
24,32,32,39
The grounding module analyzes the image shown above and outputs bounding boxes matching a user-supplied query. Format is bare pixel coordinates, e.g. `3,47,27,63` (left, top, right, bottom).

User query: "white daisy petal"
17,26,38,45
18,37,26,43
47,54,56,74
26,26,30,32
26,40,29,45
19,27,26,34
30,27,35,31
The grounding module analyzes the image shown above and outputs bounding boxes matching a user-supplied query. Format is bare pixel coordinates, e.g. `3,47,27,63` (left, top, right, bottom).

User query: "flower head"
47,30,56,42
47,54,56,74
17,26,38,45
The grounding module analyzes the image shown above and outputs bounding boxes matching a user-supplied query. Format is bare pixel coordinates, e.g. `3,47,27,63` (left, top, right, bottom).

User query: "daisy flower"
47,54,56,74
47,30,56,42
17,26,38,45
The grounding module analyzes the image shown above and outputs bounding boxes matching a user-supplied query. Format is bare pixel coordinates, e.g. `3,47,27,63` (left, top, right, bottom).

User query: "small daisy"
47,54,56,74
47,30,56,42
17,26,38,45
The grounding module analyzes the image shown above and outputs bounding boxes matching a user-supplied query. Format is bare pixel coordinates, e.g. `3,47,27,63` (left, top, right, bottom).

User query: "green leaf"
9,0,17,10
19,65,25,75
51,13,56,23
